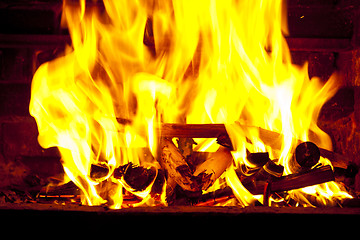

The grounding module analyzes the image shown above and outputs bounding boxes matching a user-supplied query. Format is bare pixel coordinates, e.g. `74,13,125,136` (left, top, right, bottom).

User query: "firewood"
185,151,209,172
161,123,351,169
158,139,201,192
241,160,284,196
193,146,233,190
246,165,335,195
247,152,270,167
113,163,156,191
295,142,320,168
263,182,271,206
158,123,283,150
177,138,197,158
166,184,202,206
150,169,166,199
89,163,109,181
217,133,233,149
235,152,270,179
112,163,166,201
289,142,320,173
318,148,351,169
159,123,227,138
195,186,234,206
38,181,80,198
115,119,351,170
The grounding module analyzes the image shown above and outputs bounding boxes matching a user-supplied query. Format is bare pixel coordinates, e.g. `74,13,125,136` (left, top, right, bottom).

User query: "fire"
30,0,352,208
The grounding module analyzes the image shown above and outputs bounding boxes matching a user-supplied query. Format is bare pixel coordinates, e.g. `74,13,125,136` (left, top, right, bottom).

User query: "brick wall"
0,1,64,182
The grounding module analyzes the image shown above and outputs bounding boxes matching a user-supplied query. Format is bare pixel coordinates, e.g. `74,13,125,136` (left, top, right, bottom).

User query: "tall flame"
30,0,351,208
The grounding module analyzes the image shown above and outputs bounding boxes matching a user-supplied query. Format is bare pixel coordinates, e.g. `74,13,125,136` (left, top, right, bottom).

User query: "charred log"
89,163,109,180
113,163,156,192
241,160,284,194
289,142,320,173
245,165,335,195
112,163,166,200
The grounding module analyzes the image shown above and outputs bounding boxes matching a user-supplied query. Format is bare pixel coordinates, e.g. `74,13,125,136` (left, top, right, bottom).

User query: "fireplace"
1,0,360,217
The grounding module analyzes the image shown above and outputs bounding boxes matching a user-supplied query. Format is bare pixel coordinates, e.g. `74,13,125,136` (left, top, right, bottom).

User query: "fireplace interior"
1,0,360,218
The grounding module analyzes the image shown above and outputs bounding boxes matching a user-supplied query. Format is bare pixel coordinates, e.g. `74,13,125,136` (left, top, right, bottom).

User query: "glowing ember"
29,0,352,208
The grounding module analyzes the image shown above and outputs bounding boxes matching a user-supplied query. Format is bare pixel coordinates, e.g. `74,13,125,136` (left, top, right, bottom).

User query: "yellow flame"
30,0,351,208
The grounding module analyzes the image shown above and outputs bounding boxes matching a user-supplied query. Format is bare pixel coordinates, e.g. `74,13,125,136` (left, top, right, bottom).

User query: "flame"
30,0,351,208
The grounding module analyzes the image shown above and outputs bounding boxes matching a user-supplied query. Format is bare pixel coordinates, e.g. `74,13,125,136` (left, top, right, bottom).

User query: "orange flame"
30,0,351,208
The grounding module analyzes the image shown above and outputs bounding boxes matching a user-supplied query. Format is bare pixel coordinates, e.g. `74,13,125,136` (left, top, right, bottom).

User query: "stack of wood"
85,123,356,206
38,123,357,207
83,138,233,206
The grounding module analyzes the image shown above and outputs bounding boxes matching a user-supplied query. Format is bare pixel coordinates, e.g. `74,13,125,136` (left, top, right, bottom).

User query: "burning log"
318,148,351,169
217,133,233,150
195,186,234,206
247,152,270,167
159,123,227,138
158,139,201,192
116,118,351,168
243,159,284,206
289,142,320,173
193,146,233,190
177,138,197,159
185,152,209,172
246,165,335,195
238,152,270,177
89,163,109,181
112,163,166,200
159,140,233,193
158,123,282,151
241,160,284,195
155,123,351,169
113,163,156,191
38,181,80,201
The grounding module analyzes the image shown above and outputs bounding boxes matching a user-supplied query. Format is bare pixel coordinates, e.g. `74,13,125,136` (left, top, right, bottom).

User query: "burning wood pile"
31,122,355,208
23,0,357,209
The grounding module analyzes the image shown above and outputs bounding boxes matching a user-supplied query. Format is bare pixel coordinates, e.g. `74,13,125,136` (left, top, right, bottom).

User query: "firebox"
1,0,360,217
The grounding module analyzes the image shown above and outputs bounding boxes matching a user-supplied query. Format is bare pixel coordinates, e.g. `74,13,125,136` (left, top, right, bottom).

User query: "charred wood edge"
159,123,227,138
38,181,81,199
318,148,350,169
195,186,234,206
246,165,334,195
263,182,271,207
